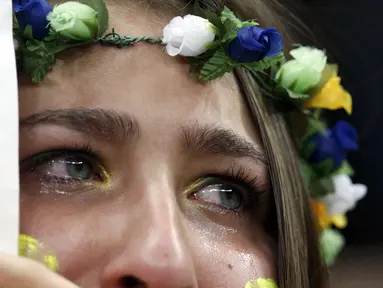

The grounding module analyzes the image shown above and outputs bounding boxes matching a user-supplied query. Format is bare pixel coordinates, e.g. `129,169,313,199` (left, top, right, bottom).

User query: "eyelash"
20,142,106,185
21,143,97,167
224,162,264,190
190,164,266,218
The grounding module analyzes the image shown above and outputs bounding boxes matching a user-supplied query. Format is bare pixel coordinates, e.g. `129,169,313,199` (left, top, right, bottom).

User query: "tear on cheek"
234,250,277,285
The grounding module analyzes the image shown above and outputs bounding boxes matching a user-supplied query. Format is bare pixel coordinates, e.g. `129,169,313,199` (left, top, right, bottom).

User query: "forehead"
18,2,259,142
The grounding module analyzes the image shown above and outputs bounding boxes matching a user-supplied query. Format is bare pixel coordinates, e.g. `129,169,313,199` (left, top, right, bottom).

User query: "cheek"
20,197,125,280
189,222,277,287
20,195,277,286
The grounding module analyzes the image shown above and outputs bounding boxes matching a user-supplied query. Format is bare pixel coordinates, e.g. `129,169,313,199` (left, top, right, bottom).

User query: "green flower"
320,228,345,266
275,46,327,95
47,2,99,41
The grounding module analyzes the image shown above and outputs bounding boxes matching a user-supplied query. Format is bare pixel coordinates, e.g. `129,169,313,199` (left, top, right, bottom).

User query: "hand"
0,252,79,288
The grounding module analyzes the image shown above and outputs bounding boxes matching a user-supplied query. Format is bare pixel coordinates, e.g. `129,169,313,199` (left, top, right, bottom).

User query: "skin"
15,2,276,287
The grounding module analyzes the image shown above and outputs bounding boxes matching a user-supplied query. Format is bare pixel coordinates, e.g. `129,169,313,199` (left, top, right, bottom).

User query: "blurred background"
303,0,383,286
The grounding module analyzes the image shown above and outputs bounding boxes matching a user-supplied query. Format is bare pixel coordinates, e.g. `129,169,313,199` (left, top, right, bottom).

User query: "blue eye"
21,150,106,183
190,177,251,211
47,155,95,180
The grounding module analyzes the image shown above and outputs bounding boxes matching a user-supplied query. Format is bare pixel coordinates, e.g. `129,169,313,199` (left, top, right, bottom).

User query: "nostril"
119,276,146,288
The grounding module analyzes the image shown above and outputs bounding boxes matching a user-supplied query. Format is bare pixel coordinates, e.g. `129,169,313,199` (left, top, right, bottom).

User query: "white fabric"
320,174,367,215
162,15,216,57
0,0,19,255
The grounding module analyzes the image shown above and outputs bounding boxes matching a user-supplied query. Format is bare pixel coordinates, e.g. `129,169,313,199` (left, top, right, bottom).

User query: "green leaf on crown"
220,7,242,32
219,7,259,42
306,117,327,135
22,40,56,83
188,49,216,76
331,160,355,177
243,53,285,72
80,0,109,37
300,160,335,197
221,31,237,43
199,48,235,82
247,68,294,105
310,177,334,197
301,140,316,161
23,25,34,40
240,20,259,28
248,69,275,96
300,160,315,187
244,54,287,99
220,10,259,43
313,159,334,177
287,90,310,99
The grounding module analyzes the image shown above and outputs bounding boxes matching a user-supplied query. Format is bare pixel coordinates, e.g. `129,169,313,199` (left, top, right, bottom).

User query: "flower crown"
13,0,367,266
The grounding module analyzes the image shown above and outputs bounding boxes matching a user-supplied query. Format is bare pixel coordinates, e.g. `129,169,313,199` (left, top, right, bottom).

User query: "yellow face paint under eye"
245,279,279,288
95,163,111,189
19,234,59,272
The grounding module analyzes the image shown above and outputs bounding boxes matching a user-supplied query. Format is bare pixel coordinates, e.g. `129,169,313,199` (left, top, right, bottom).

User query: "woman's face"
18,2,276,287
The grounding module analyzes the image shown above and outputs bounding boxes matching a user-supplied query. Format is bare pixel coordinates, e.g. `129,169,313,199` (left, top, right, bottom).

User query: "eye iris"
217,184,243,209
66,156,93,179
194,180,245,210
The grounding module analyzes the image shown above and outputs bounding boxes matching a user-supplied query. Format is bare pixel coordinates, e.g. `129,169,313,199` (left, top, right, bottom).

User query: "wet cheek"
191,225,277,287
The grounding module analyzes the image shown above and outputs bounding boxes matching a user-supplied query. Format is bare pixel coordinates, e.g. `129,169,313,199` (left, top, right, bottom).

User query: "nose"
100,183,198,288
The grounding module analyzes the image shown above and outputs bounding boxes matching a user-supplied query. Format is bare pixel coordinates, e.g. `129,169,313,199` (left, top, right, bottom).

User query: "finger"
0,252,79,288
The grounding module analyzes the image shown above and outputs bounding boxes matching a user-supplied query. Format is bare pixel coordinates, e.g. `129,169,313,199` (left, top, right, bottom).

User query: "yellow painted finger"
245,278,279,288
19,234,59,272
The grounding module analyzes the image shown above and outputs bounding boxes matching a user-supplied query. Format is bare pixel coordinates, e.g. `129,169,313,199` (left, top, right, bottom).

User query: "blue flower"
309,121,358,168
227,26,283,63
13,0,52,40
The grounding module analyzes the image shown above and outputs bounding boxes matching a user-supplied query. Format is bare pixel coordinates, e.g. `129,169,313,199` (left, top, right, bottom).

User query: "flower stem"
98,29,163,48
313,109,322,120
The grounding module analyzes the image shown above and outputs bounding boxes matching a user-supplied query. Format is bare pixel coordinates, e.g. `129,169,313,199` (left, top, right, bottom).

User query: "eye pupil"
66,157,92,179
193,180,245,211
219,185,243,209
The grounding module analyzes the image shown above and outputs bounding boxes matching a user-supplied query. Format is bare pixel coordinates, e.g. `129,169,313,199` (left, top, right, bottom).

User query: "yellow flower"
312,201,348,230
304,75,352,114
245,278,279,288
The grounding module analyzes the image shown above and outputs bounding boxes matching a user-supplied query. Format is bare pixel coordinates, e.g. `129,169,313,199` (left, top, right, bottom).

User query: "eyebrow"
181,124,267,165
19,108,139,142
20,109,267,165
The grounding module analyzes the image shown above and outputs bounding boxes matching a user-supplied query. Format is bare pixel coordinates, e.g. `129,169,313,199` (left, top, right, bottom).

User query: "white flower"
162,15,216,57
320,174,367,215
